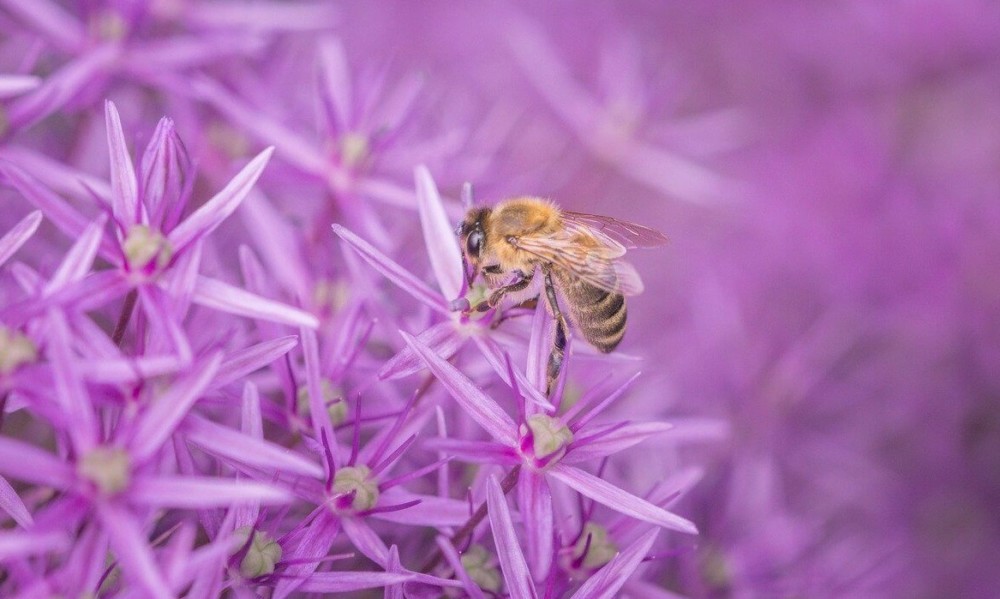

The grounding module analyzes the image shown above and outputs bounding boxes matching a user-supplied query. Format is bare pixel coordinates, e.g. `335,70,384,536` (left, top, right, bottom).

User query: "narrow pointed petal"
518,470,554,581
95,502,172,599
402,331,517,446
184,415,323,478
317,37,353,132
435,536,488,599
333,224,448,314
212,335,299,389
168,147,274,251
273,511,341,599
240,192,310,300
0,0,84,50
130,352,223,461
0,210,42,267
379,321,463,380
301,327,337,453
130,476,291,508
548,465,697,535
0,74,40,98
473,336,553,411
486,475,538,599
564,422,675,464
6,47,118,132
44,214,107,295
0,438,78,493
0,476,32,528
0,162,117,261
372,490,469,527
139,117,190,227
342,516,390,566
192,275,319,328
415,166,463,299
299,571,415,593
0,530,67,560
105,101,139,227
79,354,184,384
525,299,552,393
45,309,98,451
568,529,659,599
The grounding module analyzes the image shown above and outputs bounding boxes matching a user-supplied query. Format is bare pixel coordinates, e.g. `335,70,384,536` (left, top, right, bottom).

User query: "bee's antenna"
461,182,474,209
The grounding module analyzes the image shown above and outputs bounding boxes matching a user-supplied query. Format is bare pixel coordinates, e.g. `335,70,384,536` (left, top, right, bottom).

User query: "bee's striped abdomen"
564,280,627,353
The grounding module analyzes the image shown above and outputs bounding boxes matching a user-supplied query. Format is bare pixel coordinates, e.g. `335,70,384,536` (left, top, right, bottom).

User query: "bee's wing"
514,232,645,296
561,211,669,249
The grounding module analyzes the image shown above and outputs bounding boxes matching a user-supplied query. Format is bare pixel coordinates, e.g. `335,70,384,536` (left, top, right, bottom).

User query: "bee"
457,197,667,395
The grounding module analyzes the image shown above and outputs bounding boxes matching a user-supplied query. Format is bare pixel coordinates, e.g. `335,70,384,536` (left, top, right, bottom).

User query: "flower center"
460,544,502,593
78,447,131,495
123,225,173,273
339,132,370,169
332,465,379,512
297,379,347,426
570,522,618,571
231,526,282,579
520,413,573,468
0,327,37,376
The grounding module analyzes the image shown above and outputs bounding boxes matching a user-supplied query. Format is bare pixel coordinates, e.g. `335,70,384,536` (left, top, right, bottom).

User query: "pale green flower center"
297,379,347,426
312,279,350,314
526,413,573,460
0,327,37,375
460,544,502,593
92,10,128,42
123,225,173,271
571,523,618,570
78,447,131,495
332,465,379,512
339,132,370,169
231,526,282,579
701,546,732,589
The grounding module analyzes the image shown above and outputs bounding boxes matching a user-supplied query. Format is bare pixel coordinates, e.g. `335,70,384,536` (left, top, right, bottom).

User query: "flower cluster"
2,1,998,598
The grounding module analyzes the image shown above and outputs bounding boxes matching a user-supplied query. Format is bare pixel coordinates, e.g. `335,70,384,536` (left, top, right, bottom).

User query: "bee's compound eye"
466,230,483,257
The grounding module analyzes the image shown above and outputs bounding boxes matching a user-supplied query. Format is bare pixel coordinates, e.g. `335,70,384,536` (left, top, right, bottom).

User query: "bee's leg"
543,269,570,396
469,270,533,312
489,296,540,329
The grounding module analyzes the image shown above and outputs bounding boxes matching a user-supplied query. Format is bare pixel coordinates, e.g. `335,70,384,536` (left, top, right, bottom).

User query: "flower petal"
415,165,463,300
298,571,416,593
95,502,173,599
548,465,697,535
486,475,538,599
168,147,274,251
273,510,341,599
45,309,98,450
568,529,659,599
379,321,463,380
184,415,323,478
104,101,140,227
402,331,517,446
0,475,32,528
0,210,42,267
517,469,553,581
0,530,67,561
130,352,223,461
212,335,299,389
564,422,674,464
192,275,319,328
130,476,291,508
342,516,390,566
472,336,553,411
43,214,107,295
333,224,448,314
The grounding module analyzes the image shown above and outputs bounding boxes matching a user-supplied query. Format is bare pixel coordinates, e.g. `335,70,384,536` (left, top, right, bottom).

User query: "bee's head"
458,208,490,284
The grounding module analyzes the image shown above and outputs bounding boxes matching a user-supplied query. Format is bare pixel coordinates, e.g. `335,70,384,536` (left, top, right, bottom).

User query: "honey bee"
456,197,667,395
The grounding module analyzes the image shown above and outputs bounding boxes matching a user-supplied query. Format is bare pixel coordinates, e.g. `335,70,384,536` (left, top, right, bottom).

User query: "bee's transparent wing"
514,233,645,296
561,211,669,249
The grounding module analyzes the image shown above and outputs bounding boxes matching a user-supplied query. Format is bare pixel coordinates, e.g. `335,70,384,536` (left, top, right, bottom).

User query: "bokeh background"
2,1,999,596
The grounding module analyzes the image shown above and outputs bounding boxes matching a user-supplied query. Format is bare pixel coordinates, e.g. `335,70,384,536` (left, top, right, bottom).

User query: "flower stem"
420,463,522,573
111,290,138,346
